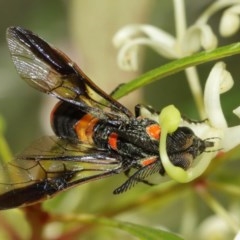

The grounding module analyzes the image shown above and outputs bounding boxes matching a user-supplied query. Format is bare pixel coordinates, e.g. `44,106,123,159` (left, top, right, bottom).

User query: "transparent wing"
0,136,122,209
6,26,132,121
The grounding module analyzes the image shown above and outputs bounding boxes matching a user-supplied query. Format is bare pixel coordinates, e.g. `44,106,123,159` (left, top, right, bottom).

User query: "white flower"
135,62,240,182
113,1,240,181
113,25,178,71
180,24,217,55
113,23,217,71
220,4,240,36
113,0,240,121
196,203,240,240
113,0,240,71
203,62,240,152
197,215,235,240
157,62,240,182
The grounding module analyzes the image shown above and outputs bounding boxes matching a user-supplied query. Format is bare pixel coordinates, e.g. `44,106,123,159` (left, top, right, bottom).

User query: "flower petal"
115,37,179,71
220,5,240,37
197,215,232,240
115,42,139,71
182,24,218,55
113,24,176,48
113,25,179,70
222,125,240,151
204,62,233,128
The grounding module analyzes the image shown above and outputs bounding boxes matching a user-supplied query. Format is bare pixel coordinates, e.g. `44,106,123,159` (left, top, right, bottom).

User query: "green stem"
185,67,205,119
209,181,240,197
111,42,240,100
173,0,186,42
173,0,205,119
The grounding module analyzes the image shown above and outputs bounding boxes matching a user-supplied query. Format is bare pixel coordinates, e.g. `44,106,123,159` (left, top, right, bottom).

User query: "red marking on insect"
108,132,118,150
146,124,161,140
141,157,158,167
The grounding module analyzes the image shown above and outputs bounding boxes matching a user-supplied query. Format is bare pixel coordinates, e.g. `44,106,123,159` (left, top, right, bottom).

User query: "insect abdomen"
51,101,87,140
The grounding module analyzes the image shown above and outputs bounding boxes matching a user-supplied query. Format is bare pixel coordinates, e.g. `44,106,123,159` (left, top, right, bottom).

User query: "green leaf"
95,217,183,240
111,42,240,99
58,214,184,239
112,221,184,240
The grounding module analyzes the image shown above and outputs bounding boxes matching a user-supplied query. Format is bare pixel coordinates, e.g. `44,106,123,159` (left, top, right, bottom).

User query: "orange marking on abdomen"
75,114,99,144
108,132,118,150
146,124,161,140
141,157,158,166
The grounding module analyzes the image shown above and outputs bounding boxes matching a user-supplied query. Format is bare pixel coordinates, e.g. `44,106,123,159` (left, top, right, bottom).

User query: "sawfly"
0,26,214,209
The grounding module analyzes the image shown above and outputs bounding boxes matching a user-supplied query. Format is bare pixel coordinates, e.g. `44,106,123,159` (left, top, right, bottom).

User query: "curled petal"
116,42,139,71
220,5,240,37
113,25,179,70
113,24,175,48
200,25,218,50
182,24,218,55
204,62,233,128
115,37,179,71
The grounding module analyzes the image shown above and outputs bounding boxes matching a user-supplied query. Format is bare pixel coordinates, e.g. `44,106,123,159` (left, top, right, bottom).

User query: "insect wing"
6,26,132,121
0,136,122,209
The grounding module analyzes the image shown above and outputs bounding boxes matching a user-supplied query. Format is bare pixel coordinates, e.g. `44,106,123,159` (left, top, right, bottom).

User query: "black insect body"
0,26,214,209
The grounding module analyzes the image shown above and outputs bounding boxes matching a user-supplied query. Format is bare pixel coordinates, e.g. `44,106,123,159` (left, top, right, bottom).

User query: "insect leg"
113,160,162,194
